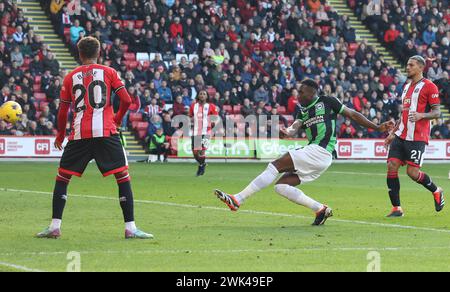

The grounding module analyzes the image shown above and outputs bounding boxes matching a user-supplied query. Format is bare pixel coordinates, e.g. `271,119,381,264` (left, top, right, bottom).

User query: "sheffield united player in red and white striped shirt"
189,90,218,176
384,55,444,217
37,37,153,239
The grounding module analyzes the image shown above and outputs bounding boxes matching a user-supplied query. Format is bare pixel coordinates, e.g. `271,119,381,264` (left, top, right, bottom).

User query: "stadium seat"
206,86,216,97
136,122,149,131
188,54,199,62
127,61,139,69
124,52,136,61
34,93,46,101
122,20,134,29
135,20,144,29
129,113,143,122
33,101,39,109
34,75,41,84
233,105,242,114
223,105,233,114
131,121,140,129
33,84,42,93
277,106,287,115
136,52,149,62
138,130,147,140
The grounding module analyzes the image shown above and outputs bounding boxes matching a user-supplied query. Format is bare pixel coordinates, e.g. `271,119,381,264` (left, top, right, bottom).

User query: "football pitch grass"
0,162,449,272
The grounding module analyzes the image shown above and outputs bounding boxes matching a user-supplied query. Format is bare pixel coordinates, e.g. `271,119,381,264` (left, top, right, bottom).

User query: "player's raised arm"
341,106,394,133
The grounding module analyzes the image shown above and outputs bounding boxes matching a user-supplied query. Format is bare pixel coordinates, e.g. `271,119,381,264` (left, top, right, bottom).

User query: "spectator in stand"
70,19,85,45
148,127,169,162
431,119,449,139
384,24,400,49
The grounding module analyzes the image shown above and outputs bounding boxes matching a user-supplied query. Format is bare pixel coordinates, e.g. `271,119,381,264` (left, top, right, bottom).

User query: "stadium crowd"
351,0,449,109
0,0,64,136
1,0,449,146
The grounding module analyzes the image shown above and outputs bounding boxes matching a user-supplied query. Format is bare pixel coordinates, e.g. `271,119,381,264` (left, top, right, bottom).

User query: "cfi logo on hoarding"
338,142,352,157
35,139,51,155
375,142,388,157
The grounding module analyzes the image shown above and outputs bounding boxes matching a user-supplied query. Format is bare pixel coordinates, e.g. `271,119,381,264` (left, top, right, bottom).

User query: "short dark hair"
301,79,319,92
77,36,100,60
409,55,426,67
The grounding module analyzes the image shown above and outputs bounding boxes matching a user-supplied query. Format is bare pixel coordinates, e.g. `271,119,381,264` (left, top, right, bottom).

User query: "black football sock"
416,172,438,193
387,172,401,207
118,180,135,223
52,179,69,220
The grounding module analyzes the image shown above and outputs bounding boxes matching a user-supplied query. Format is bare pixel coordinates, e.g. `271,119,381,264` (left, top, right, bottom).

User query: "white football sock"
235,163,280,204
125,221,137,232
50,219,62,231
274,184,323,212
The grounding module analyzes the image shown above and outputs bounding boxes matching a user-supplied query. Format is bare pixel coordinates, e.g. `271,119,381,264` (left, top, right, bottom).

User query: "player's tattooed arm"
342,106,394,132
280,120,302,138
408,105,441,122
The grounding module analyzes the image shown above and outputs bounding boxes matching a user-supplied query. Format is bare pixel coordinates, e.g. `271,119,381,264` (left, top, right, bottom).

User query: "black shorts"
192,135,210,151
388,136,426,168
59,135,128,177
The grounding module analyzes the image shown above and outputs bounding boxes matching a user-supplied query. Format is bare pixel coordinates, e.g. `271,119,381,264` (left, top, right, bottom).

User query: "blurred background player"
215,79,394,225
189,90,218,176
384,55,444,217
36,36,153,239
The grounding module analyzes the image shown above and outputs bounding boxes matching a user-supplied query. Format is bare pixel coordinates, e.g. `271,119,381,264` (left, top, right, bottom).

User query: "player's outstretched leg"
407,166,445,212
386,159,404,217
37,171,72,238
274,173,332,226
214,153,294,210
115,171,154,239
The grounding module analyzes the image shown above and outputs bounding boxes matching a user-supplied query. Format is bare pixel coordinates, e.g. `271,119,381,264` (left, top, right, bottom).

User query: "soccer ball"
0,101,22,124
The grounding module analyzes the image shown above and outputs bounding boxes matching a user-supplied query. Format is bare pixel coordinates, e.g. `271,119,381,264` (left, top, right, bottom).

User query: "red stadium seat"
136,122,149,131
277,106,287,115
122,20,134,29
206,86,216,97
138,130,147,140
33,101,39,109
34,93,46,101
135,20,144,29
33,84,42,93
131,121,140,129
129,113,143,122
222,105,233,114
124,52,136,61
34,75,41,84
233,105,242,114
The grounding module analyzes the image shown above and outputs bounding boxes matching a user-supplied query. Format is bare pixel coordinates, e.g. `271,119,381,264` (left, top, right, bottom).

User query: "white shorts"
288,144,333,184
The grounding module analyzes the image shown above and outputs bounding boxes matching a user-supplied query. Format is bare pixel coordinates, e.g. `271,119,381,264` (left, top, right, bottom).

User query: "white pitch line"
328,171,448,180
0,261,44,272
1,188,450,235
1,246,450,257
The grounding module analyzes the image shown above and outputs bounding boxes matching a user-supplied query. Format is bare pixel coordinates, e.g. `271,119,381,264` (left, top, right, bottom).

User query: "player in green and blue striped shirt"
215,79,394,225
